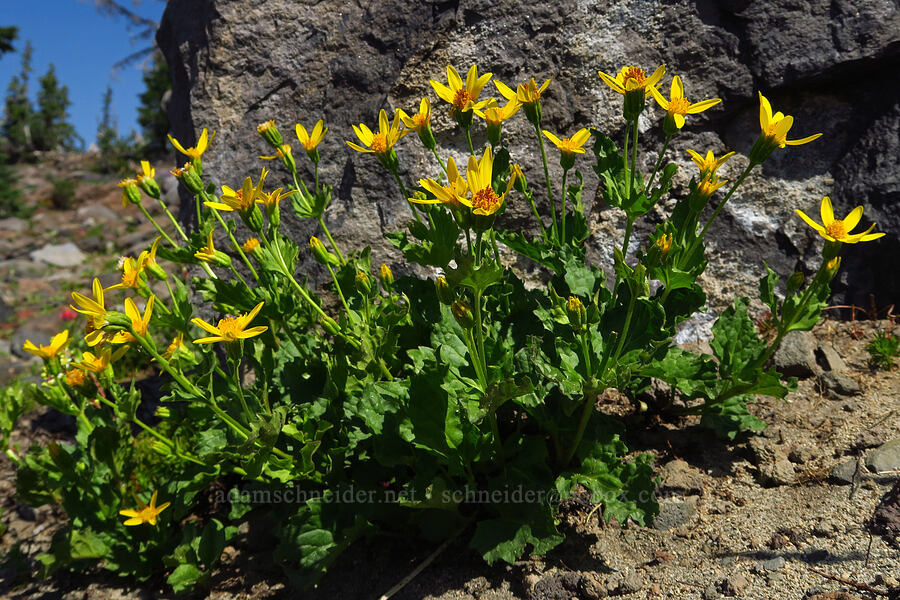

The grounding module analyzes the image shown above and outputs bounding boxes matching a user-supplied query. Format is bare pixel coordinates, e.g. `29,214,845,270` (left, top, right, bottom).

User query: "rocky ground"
0,156,898,599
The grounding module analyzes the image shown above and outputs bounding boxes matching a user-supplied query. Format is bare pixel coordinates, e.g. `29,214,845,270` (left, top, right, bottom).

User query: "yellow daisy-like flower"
241,238,261,254
411,156,469,210
795,197,885,244
162,332,185,360
296,120,327,152
598,65,665,96
649,76,721,129
475,97,521,127
124,296,155,338
461,146,517,217
260,143,293,161
64,367,88,388
696,173,728,199
255,187,296,210
495,77,551,105
542,128,591,155
118,178,141,207
346,109,408,155
74,348,113,374
206,169,269,213
168,128,214,161
686,149,735,179
136,160,154,182
70,278,108,346
22,329,69,360
105,256,144,291
120,490,171,526
430,65,492,114
758,92,822,148
191,302,268,344
195,231,218,263
397,98,432,133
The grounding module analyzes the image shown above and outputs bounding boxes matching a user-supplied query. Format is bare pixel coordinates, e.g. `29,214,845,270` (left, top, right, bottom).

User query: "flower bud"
559,150,576,172
242,203,266,234
451,299,475,329
379,263,394,288
511,164,527,195
137,175,161,200
154,406,171,419
257,120,284,147
786,271,805,295
309,236,338,266
523,101,542,127
242,237,261,256
355,271,373,297
825,256,841,279
118,179,142,207
320,315,340,335
206,251,233,268
655,233,673,260
279,144,297,172
486,122,502,148
435,276,454,305
566,296,587,332
171,162,205,195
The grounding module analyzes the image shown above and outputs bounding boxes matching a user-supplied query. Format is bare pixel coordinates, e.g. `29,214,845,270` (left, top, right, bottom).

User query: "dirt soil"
1,318,898,600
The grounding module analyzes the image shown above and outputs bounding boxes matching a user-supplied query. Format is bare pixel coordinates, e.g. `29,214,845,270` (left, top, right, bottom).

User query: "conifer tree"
2,41,34,158
32,63,80,151
0,26,17,57
136,52,170,156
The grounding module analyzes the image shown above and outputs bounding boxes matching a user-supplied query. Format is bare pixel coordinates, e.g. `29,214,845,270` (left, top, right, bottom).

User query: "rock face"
157,0,900,313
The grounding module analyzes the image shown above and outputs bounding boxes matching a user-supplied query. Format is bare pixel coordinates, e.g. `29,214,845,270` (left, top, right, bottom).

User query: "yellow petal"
785,133,822,146
598,70,624,94
758,92,772,131
673,113,686,129
570,128,591,147
446,65,462,91
795,209,827,235
191,317,221,336
430,80,455,105
686,98,721,114
295,123,309,143
494,79,516,101
820,196,834,226
843,205,864,232
670,75,683,100
542,130,563,147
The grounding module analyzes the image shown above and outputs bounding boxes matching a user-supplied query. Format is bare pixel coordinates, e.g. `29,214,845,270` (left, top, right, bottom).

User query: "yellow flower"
461,147,516,217
494,77,551,105
64,367,87,388
398,98,431,133
74,348,113,374
195,231,218,263
346,109,408,155
649,76,721,129
686,149,735,179
411,156,469,209
118,178,141,207
241,238,260,254
655,233,673,257
475,97,521,127
162,333,185,360
542,128,591,155
105,256,145,291
168,128,214,161
23,329,69,360
70,278,108,346
696,173,728,199
296,119,327,151
430,65,492,114
206,169,269,212
191,302,268,344
120,490,171,526
757,92,822,148
260,143,293,161
255,187,295,210
124,296,155,337
795,197,885,244
598,65,665,96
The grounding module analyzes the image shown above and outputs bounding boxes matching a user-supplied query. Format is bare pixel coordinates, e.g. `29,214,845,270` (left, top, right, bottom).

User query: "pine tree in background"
137,51,171,157
2,41,34,160
0,26,18,57
31,64,81,152
95,85,136,173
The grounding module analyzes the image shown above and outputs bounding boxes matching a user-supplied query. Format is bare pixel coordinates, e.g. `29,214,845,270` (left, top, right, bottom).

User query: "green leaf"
470,514,564,565
198,518,226,569
167,564,207,594
385,208,460,268
444,252,504,293
758,261,779,315
68,528,109,560
700,395,767,440
638,347,717,398
710,297,766,380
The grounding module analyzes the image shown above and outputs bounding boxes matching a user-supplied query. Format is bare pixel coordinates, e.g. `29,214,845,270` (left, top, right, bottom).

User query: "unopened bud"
137,175,161,199
435,276,454,305
786,271,805,295
511,164,527,195
155,406,171,419
379,263,394,288
242,203,266,233
355,271,373,297
451,299,475,329
172,162,204,195
257,120,283,147
320,315,340,335
309,236,338,265
826,256,841,278
566,296,587,332
242,238,261,255
655,233,673,259
118,179,141,207
418,126,437,151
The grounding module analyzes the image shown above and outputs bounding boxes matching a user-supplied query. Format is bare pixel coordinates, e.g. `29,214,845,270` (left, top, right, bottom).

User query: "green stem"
534,123,557,239
232,356,252,423
561,392,594,468
326,263,352,315
628,117,639,201
622,121,631,199
560,168,569,244
525,189,549,242
195,193,202,229
580,332,593,378
463,124,475,155
314,162,319,194
137,204,176,247
211,209,260,282
318,216,345,264
156,197,189,242
646,133,672,191
473,288,489,386
464,328,487,390
698,162,756,241
392,169,423,224
490,229,501,264
431,147,447,173
610,289,637,367
622,217,635,258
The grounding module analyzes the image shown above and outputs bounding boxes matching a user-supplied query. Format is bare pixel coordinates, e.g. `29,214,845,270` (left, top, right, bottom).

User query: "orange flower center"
412,114,429,130
669,97,691,115
453,89,473,110
215,317,242,342
66,368,86,387
472,187,501,214
825,220,847,240
557,138,581,154
623,67,646,88
370,132,388,153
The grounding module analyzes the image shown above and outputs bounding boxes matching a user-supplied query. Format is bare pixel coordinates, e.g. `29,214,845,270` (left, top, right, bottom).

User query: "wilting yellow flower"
296,120,327,151
398,98,432,133
475,97,521,127
195,231,219,263
137,237,166,280
461,147,516,216
120,490,170,526
757,92,822,148
70,278,108,346
795,197,885,244
162,332,185,360
64,368,87,388
260,143,293,161
168,128,214,161
649,76,721,129
23,329,69,360
191,302,268,344
598,65,665,96
118,178,141,207
347,109,408,155
655,233,673,257
74,348,113,374
411,156,469,209
542,128,591,155
430,65,492,114
206,169,269,213
241,238,260,254
124,296,155,338
495,77,551,105
687,149,735,178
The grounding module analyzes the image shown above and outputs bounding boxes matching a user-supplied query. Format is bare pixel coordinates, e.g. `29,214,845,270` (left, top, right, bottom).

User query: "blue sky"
0,0,166,148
